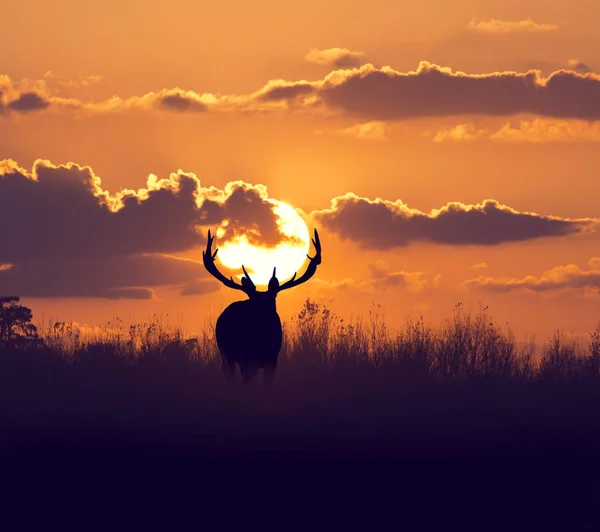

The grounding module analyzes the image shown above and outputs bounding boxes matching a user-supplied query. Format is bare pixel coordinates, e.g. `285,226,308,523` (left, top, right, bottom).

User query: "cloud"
0,159,295,298
69,82,317,115
367,261,440,292
7,92,50,113
567,59,591,74
43,71,103,88
313,262,440,294
0,255,216,299
4,62,600,121
463,259,600,296
0,75,225,116
200,184,303,247
589,258,600,269
311,261,441,293
316,120,388,141
471,263,489,270
317,62,600,121
74,89,220,115
490,119,600,142
431,119,600,143
312,194,596,250
467,18,559,33
305,48,366,68
433,123,487,142
156,90,208,112
256,80,315,102
510,58,591,76
1,72,316,116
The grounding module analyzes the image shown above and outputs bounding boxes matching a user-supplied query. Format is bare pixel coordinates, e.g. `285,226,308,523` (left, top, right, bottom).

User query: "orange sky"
2,0,600,342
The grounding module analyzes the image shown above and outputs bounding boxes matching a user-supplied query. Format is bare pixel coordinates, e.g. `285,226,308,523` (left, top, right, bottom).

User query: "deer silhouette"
203,228,322,384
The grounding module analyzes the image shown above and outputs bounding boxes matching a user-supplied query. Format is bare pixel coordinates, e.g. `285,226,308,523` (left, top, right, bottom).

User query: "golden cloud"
432,119,600,143
305,47,367,67
463,260,600,296
467,18,558,33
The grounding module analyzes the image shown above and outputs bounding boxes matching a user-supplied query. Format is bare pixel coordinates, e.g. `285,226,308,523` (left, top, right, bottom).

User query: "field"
2,298,600,529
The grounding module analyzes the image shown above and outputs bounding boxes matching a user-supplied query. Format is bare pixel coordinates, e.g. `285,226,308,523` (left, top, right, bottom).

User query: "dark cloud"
567,59,591,74
0,160,295,262
463,260,600,295
156,91,207,112
0,162,200,262
7,91,50,113
201,184,301,247
331,57,364,68
0,159,294,298
313,194,596,249
317,62,600,121
0,255,216,299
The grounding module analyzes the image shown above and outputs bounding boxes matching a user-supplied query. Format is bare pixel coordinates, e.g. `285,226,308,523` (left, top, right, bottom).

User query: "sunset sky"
2,0,600,341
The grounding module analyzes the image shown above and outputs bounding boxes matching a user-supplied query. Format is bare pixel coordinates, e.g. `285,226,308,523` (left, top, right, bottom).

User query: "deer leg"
263,363,277,387
240,363,257,385
222,358,236,379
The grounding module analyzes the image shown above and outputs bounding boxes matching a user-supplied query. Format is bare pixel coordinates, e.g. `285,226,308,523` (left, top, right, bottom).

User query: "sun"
214,201,310,286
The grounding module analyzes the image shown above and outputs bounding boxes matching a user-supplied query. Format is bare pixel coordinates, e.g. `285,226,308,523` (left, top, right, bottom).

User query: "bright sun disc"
215,201,310,286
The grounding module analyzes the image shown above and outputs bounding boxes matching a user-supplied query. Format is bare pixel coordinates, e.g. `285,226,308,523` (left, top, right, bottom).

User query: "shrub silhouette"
0,296,39,349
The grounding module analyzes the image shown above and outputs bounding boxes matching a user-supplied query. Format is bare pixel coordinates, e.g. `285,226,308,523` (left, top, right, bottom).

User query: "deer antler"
203,230,256,295
278,229,322,292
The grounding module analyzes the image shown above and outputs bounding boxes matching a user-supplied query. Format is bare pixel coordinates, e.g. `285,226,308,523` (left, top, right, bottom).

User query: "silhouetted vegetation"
0,296,39,348
3,297,598,381
2,298,600,528
2,297,600,408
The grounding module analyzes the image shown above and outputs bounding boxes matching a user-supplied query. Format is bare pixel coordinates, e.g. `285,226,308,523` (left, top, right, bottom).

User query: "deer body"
216,297,282,381
203,228,321,384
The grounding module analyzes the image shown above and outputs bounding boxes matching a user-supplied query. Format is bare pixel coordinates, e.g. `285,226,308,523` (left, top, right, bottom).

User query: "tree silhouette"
0,296,39,348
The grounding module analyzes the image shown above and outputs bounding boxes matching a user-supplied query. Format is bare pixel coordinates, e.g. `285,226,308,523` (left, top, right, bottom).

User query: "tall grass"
278,299,598,382
12,298,599,383
37,313,220,363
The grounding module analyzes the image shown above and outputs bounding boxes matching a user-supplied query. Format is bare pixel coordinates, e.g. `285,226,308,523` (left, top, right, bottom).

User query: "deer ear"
241,276,256,292
268,267,279,293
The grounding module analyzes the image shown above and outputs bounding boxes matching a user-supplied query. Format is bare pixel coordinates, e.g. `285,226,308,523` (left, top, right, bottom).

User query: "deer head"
202,229,322,300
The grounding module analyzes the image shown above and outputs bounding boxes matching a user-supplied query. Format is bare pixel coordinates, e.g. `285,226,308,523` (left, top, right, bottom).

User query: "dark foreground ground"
4,423,600,530
2,436,597,530
2,356,600,530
